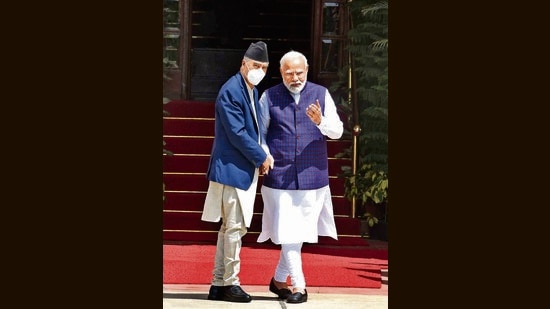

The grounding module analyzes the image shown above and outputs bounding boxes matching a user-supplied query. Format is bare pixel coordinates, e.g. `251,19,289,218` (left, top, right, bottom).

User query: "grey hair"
279,51,308,67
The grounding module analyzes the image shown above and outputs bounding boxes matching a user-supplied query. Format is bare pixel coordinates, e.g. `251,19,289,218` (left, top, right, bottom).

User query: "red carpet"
163,243,388,288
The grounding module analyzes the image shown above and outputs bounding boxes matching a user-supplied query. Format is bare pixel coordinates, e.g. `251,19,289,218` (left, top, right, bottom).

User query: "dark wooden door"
163,0,348,101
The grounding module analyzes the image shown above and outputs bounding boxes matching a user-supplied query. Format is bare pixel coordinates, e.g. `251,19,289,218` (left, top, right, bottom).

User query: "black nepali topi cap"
244,41,269,63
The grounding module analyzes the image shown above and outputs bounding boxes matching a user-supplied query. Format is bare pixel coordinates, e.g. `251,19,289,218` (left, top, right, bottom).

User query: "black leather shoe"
286,289,308,303
223,285,252,303
269,277,292,299
207,285,224,300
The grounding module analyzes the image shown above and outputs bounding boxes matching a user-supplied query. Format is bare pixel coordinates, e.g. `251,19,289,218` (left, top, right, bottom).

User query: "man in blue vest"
257,50,344,304
201,41,274,303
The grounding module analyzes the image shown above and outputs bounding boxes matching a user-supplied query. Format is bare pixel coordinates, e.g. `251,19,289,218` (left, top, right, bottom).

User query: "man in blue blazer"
201,41,274,303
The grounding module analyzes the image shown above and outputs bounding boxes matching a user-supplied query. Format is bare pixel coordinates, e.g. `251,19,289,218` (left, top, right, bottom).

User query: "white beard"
284,81,306,94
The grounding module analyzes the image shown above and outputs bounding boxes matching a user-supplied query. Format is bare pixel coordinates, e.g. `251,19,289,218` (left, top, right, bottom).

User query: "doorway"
189,0,312,101
163,0,348,101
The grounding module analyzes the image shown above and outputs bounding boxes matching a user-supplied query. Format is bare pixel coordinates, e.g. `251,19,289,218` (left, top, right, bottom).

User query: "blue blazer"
206,72,267,190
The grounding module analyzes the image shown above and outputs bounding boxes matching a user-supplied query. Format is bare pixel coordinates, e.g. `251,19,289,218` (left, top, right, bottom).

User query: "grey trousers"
211,185,247,286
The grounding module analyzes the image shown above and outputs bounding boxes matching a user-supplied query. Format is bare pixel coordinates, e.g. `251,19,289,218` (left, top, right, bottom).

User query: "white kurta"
201,86,261,228
257,185,338,244
256,84,343,245
201,165,259,228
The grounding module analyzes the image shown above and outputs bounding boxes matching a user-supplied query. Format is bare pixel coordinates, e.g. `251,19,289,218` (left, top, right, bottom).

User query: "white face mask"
246,64,266,86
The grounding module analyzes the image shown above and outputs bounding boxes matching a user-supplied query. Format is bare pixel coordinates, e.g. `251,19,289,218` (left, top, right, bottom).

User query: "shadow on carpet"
163,243,387,288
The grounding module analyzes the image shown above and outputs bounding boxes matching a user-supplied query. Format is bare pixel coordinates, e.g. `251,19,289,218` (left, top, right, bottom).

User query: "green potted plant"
331,0,388,239
345,163,388,239
359,211,378,238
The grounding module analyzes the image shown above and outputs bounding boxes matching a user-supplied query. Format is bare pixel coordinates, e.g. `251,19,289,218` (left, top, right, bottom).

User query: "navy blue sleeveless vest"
263,82,329,190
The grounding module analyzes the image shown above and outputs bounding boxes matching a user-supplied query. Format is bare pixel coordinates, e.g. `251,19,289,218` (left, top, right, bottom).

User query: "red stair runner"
163,100,367,246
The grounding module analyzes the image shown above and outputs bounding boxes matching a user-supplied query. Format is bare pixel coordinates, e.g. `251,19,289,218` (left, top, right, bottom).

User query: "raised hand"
306,99,322,125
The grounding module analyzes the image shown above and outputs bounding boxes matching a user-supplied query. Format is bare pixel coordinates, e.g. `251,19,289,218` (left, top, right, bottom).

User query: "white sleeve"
258,91,271,155
317,89,344,139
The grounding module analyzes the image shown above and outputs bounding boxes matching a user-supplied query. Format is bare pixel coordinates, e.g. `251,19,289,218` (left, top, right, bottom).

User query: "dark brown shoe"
269,277,292,299
286,289,308,303
223,285,252,303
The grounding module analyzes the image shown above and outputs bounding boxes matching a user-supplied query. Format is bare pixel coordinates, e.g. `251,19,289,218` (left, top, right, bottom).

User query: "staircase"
163,100,368,246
